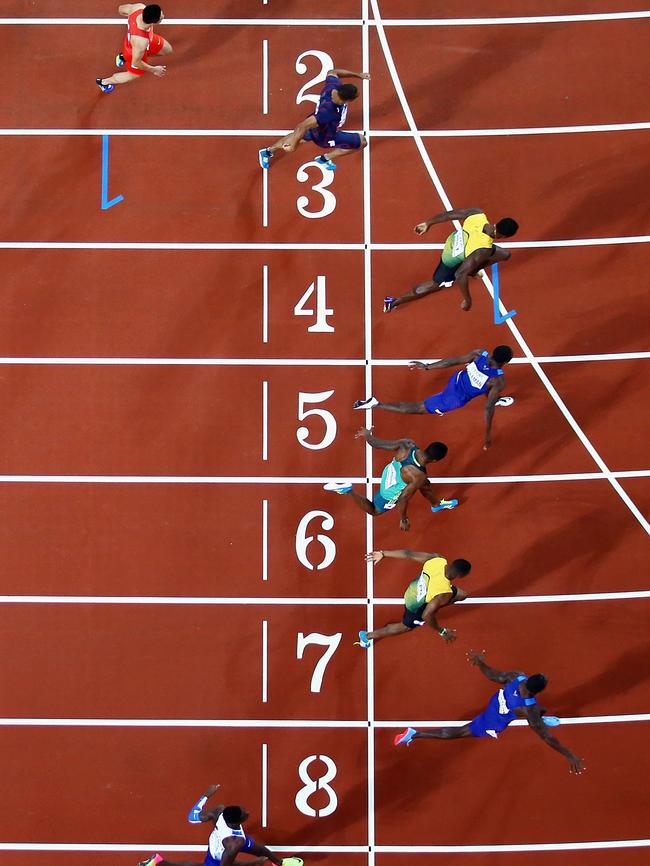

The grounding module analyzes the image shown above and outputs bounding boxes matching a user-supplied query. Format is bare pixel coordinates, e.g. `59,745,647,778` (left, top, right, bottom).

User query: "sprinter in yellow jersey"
383,207,518,313
356,548,471,649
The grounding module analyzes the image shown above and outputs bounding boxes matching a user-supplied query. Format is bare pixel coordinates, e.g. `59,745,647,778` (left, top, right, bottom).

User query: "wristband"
188,795,208,823
438,628,447,637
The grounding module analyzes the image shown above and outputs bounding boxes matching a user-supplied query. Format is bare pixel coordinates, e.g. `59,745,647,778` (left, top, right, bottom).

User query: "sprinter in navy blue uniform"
353,346,514,450
259,66,369,171
394,650,585,775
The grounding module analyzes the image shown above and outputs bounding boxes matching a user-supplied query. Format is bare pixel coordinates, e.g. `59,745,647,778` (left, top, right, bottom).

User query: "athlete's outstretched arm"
525,706,586,774
365,549,441,564
483,377,506,450
409,350,481,371
328,68,371,79
414,208,482,234
187,784,222,823
422,594,458,643
118,3,144,14
355,427,415,451
468,650,522,683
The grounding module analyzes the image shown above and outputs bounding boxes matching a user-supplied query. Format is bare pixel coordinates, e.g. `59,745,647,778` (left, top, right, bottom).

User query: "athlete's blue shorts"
469,710,510,739
204,837,255,866
304,129,362,150
423,381,470,415
372,490,397,513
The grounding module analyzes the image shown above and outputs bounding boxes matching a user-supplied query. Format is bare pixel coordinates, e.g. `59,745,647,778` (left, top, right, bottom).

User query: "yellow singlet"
462,212,493,258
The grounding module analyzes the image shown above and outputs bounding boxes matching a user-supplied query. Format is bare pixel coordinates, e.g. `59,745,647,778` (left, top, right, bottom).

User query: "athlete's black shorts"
433,259,460,286
402,605,427,629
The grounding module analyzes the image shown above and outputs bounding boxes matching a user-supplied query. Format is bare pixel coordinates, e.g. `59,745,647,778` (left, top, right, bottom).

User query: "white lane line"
261,163,269,227
3,121,649,136
1,237,649,249
261,742,268,827
371,0,650,537
0,712,646,728
0,352,646,366
261,619,268,703
2,11,649,23
261,40,269,114
0,470,648,483
261,380,268,460
261,498,268,582
261,264,269,343
1,590,648,605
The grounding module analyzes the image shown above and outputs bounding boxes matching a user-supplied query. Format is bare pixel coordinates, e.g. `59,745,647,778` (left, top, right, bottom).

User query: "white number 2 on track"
295,754,338,818
295,50,335,106
296,632,342,692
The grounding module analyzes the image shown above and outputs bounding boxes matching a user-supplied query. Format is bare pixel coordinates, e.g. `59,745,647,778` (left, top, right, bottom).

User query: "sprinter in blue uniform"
394,650,585,775
353,346,514,450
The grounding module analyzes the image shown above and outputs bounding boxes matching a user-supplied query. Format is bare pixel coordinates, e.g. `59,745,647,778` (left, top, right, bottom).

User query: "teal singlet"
378,447,426,507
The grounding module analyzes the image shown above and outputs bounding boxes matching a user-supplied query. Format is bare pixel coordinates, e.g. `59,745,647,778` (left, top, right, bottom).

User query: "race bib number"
466,361,489,391
451,229,465,258
415,572,428,603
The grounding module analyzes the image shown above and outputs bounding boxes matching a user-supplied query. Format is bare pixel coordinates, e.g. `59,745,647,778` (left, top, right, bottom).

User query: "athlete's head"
495,217,518,238
142,4,163,23
337,83,359,101
222,806,249,826
491,345,513,365
449,559,471,578
525,673,548,695
423,441,448,463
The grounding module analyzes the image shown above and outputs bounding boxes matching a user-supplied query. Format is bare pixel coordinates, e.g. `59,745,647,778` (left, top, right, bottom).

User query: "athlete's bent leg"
158,39,173,55
349,490,381,516
323,133,368,161
376,400,428,414
413,724,472,740
367,622,411,642
100,71,141,86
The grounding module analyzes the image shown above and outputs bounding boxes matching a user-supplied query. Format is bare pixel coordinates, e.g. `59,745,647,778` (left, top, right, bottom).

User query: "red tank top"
127,8,154,45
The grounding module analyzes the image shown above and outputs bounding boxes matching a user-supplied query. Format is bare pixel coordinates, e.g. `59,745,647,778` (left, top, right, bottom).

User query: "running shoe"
353,396,379,410
115,52,126,67
496,396,514,407
542,715,561,727
96,78,115,93
394,727,417,746
315,155,336,171
383,296,395,313
282,859,304,866
355,630,372,649
323,481,353,494
258,148,272,169
431,498,459,513
137,856,162,866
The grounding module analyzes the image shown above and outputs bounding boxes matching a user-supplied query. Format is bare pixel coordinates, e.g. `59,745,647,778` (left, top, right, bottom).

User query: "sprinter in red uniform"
96,3,172,92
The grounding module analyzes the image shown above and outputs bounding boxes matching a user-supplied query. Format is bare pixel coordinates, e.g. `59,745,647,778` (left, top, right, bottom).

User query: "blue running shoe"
431,499,459,513
355,630,371,649
96,78,115,93
315,155,336,171
542,715,561,727
115,53,126,67
258,148,272,169
394,727,417,746
383,296,395,313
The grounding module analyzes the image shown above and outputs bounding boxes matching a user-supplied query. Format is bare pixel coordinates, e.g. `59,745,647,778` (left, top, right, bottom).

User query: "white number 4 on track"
294,276,334,332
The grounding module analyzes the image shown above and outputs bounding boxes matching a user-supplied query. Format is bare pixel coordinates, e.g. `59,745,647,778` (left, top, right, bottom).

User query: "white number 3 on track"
296,162,337,219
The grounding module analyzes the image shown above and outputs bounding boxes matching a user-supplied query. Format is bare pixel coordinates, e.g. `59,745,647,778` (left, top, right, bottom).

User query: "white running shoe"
353,396,379,410
496,396,514,407
323,481,353,494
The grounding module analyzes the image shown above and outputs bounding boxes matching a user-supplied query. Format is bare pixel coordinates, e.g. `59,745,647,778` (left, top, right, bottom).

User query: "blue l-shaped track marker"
101,135,124,210
491,262,517,324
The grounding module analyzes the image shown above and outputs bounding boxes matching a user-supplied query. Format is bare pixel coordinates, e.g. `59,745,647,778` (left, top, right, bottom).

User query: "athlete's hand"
414,222,430,235
467,650,486,666
483,435,492,450
408,361,427,371
365,550,384,564
568,755,586,775
360,72,371,80
152,65,167,77
355,427,371,440
205,784,220,797
461,299,472,311
441,628,457,643
399,517,410,532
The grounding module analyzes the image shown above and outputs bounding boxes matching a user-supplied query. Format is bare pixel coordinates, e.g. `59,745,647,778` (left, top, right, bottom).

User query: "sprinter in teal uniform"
324,427,456,531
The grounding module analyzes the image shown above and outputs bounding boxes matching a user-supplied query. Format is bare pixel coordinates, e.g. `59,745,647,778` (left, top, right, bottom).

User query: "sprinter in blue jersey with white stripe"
353,346,514,450
394,651,585,775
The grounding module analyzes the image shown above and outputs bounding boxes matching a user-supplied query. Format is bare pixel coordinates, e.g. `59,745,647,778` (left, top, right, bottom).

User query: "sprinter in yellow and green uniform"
383,207,518,313
356,548,471,648
324,427,457,532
